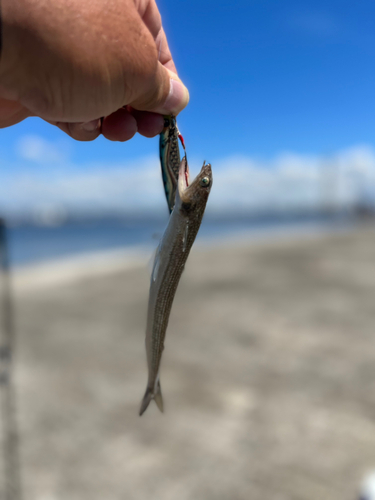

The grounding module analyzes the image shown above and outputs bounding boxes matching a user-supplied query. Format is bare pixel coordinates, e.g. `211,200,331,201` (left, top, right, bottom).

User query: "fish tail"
154,380,164,413
139,381,164,416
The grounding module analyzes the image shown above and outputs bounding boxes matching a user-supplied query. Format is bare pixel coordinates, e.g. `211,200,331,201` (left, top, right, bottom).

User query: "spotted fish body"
139,159,213,415
159,115,182,213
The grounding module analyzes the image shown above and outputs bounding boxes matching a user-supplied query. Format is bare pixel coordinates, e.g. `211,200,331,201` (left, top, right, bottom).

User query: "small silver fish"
159,115,185,213
140,158,213,415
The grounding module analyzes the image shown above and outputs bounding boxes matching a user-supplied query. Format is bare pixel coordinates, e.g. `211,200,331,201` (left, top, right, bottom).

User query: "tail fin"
139,380,164,416
154,380,163,413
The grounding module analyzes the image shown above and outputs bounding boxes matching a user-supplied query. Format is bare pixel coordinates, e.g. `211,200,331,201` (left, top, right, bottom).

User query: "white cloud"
16,135,71,163
208,145,375,215
0,155,166,218
1,145,375,219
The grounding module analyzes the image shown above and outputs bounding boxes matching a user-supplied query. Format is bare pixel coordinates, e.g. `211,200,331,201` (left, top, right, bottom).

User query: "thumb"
129,65,189,116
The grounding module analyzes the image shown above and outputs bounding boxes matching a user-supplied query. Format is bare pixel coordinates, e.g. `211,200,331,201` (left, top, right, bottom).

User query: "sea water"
6,213,353,267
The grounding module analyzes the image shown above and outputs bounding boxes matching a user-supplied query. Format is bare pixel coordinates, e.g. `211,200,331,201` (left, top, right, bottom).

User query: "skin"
0,0,189,142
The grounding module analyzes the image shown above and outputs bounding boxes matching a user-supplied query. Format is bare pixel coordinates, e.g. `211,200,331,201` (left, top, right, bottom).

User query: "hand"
0,0,189,141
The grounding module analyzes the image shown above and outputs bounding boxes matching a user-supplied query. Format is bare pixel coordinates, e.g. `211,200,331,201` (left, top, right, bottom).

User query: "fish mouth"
201,161,212,176
179,156,190,192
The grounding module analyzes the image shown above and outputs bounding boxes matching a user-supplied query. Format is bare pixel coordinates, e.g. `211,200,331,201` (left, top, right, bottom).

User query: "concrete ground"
3,226,375,499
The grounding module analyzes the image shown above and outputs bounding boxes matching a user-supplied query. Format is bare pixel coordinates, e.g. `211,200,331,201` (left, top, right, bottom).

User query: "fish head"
178,158,213,212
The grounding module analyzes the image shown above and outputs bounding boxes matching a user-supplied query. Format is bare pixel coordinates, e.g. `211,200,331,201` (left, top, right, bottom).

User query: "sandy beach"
3,225,375,499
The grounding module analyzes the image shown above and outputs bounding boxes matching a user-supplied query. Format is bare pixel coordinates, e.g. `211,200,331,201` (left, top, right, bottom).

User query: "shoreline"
7,214,359,268
11,221,370,294
11,245,151,294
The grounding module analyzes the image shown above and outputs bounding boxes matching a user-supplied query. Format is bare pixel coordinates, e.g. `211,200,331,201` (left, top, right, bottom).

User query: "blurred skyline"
0,0,375,218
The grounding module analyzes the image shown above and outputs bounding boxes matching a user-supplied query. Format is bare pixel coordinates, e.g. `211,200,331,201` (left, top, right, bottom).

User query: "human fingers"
0,98,32,128
0,0,188,140
0,0,171,122
129,108,164,137
129,65,189,116
101,108,138,142
130,0,188,114
53,119,102,142
56,108,163,143
138,0,177,72
155,27,177,73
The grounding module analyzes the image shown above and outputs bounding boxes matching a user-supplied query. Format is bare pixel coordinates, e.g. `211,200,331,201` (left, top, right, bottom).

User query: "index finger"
136,0,178,74
155,27,177,74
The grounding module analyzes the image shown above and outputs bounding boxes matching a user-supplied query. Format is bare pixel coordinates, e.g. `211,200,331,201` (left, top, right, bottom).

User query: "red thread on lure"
178,133,186,151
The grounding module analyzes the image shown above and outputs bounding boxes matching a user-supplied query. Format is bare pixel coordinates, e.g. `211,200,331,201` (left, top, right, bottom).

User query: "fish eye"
200,176,210,187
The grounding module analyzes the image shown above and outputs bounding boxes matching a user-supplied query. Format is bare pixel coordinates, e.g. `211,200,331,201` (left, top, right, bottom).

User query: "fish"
140,157,213,415
159,115,186,213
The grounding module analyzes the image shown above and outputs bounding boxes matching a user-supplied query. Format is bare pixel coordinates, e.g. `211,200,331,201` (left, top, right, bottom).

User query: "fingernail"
81,119,101,132
160,79,189,114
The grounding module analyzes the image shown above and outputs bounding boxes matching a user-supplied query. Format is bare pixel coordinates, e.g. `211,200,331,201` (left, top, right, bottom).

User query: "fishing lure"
159,115,186,213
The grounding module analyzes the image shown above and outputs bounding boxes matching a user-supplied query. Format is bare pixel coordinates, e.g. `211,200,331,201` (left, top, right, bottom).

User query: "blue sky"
1,0,375,217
